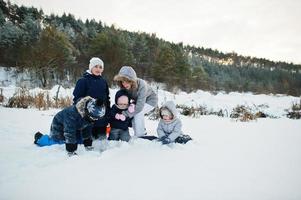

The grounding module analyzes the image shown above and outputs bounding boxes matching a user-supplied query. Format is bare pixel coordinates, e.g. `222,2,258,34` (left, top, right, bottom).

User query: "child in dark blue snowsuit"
73,57,110,140
108,89,134,142
34,96,106,155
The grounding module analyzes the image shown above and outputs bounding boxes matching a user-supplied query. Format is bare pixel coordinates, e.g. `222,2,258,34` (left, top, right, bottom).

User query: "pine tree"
22,26,76,87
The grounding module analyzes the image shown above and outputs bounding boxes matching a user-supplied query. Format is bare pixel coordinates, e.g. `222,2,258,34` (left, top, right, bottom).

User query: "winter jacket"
50,96,94,144
73,71,110,127
109,89,132,130
114,66,158,118
109,105,132,130
157,101,183,142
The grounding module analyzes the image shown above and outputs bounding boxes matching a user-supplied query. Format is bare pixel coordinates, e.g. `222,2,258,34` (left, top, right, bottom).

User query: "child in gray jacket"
157,101,192,144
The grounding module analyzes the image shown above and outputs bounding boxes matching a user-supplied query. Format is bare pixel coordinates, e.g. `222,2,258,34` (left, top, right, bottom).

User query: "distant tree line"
1,0,301,95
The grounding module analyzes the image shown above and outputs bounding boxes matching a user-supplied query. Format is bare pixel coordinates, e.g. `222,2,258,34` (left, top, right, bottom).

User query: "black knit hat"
114,89,131,105
85,98,106,121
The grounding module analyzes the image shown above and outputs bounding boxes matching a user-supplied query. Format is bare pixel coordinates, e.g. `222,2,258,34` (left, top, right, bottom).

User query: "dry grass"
286,99,301,119
230,105,258,122
176,104,227,118
6,88,72,109
7,87,34,108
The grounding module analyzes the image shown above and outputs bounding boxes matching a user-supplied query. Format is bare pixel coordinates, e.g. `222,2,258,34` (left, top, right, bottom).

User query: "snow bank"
157,89,300,117
0,107,300,200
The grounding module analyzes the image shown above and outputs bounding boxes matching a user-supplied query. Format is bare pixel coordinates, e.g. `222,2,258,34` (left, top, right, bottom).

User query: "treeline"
1,0,301,95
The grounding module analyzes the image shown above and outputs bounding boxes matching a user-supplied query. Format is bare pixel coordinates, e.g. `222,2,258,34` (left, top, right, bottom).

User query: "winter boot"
34,131,43,144
67,151,78,157
83,138,94,151
175,135,192,144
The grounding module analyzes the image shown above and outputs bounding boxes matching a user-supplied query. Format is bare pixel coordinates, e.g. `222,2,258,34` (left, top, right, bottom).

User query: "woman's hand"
128,104,135,113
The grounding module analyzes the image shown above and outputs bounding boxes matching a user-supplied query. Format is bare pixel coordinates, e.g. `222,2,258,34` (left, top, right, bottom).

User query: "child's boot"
34,131,43,144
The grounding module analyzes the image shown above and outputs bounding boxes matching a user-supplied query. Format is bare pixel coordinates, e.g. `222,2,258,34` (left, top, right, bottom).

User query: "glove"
119,114,126,121
115,113,126,121
160,136,171,145
128,104,135,113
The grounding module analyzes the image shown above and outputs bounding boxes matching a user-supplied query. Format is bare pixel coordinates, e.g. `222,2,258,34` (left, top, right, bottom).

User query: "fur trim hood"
114,66,138,89
75,96,94,118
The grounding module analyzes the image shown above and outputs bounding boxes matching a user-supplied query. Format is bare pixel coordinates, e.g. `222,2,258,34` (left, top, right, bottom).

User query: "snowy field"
1,67,301,199
0,106,301,200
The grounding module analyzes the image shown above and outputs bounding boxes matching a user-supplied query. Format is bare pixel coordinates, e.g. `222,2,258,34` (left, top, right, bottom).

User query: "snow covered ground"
0,106,300,200
1,67,301,199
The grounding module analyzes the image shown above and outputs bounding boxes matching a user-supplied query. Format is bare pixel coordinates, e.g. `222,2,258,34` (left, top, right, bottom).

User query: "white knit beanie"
89,57,104,72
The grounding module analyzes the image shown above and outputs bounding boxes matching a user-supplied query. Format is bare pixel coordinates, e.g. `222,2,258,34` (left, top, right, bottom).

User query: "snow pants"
108,128,131,142
132,103,154,137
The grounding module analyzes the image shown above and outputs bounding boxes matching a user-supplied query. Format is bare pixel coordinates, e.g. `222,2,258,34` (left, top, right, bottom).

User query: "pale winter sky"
10,0,301,64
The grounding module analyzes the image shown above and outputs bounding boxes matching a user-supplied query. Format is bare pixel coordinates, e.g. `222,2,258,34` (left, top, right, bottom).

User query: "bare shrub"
177,104,199,117
6,88,72,109
34,92,47,110
7,87,34,108
286,99,301,119
0,88,4,103
147,106,160,120
54,96,72,108
209,109,228,117
230,105,257,122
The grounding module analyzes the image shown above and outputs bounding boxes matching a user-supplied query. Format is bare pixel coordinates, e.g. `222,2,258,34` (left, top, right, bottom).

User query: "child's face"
161,108,173,122
117,95,129,109
122,81,131,90
162,114,172,122
91,65,103,76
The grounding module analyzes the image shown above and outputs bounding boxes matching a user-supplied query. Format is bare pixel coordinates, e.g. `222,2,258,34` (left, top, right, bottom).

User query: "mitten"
115,113,126,121
161,136,171,145
83,138,92,147
128,104,135,113
66,143,77,153
115,113,121,120
159,135,168,141
119,114,126,121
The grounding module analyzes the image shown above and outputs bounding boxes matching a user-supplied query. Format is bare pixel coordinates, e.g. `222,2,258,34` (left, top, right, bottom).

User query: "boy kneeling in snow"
157,101,192,145
34,96,106,156
108,89,134,142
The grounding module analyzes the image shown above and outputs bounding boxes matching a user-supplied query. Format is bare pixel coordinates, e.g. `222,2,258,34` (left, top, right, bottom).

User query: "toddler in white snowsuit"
157,101,192,144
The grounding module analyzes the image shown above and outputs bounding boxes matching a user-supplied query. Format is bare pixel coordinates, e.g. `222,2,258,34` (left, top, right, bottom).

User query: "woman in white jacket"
114,66,158,137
